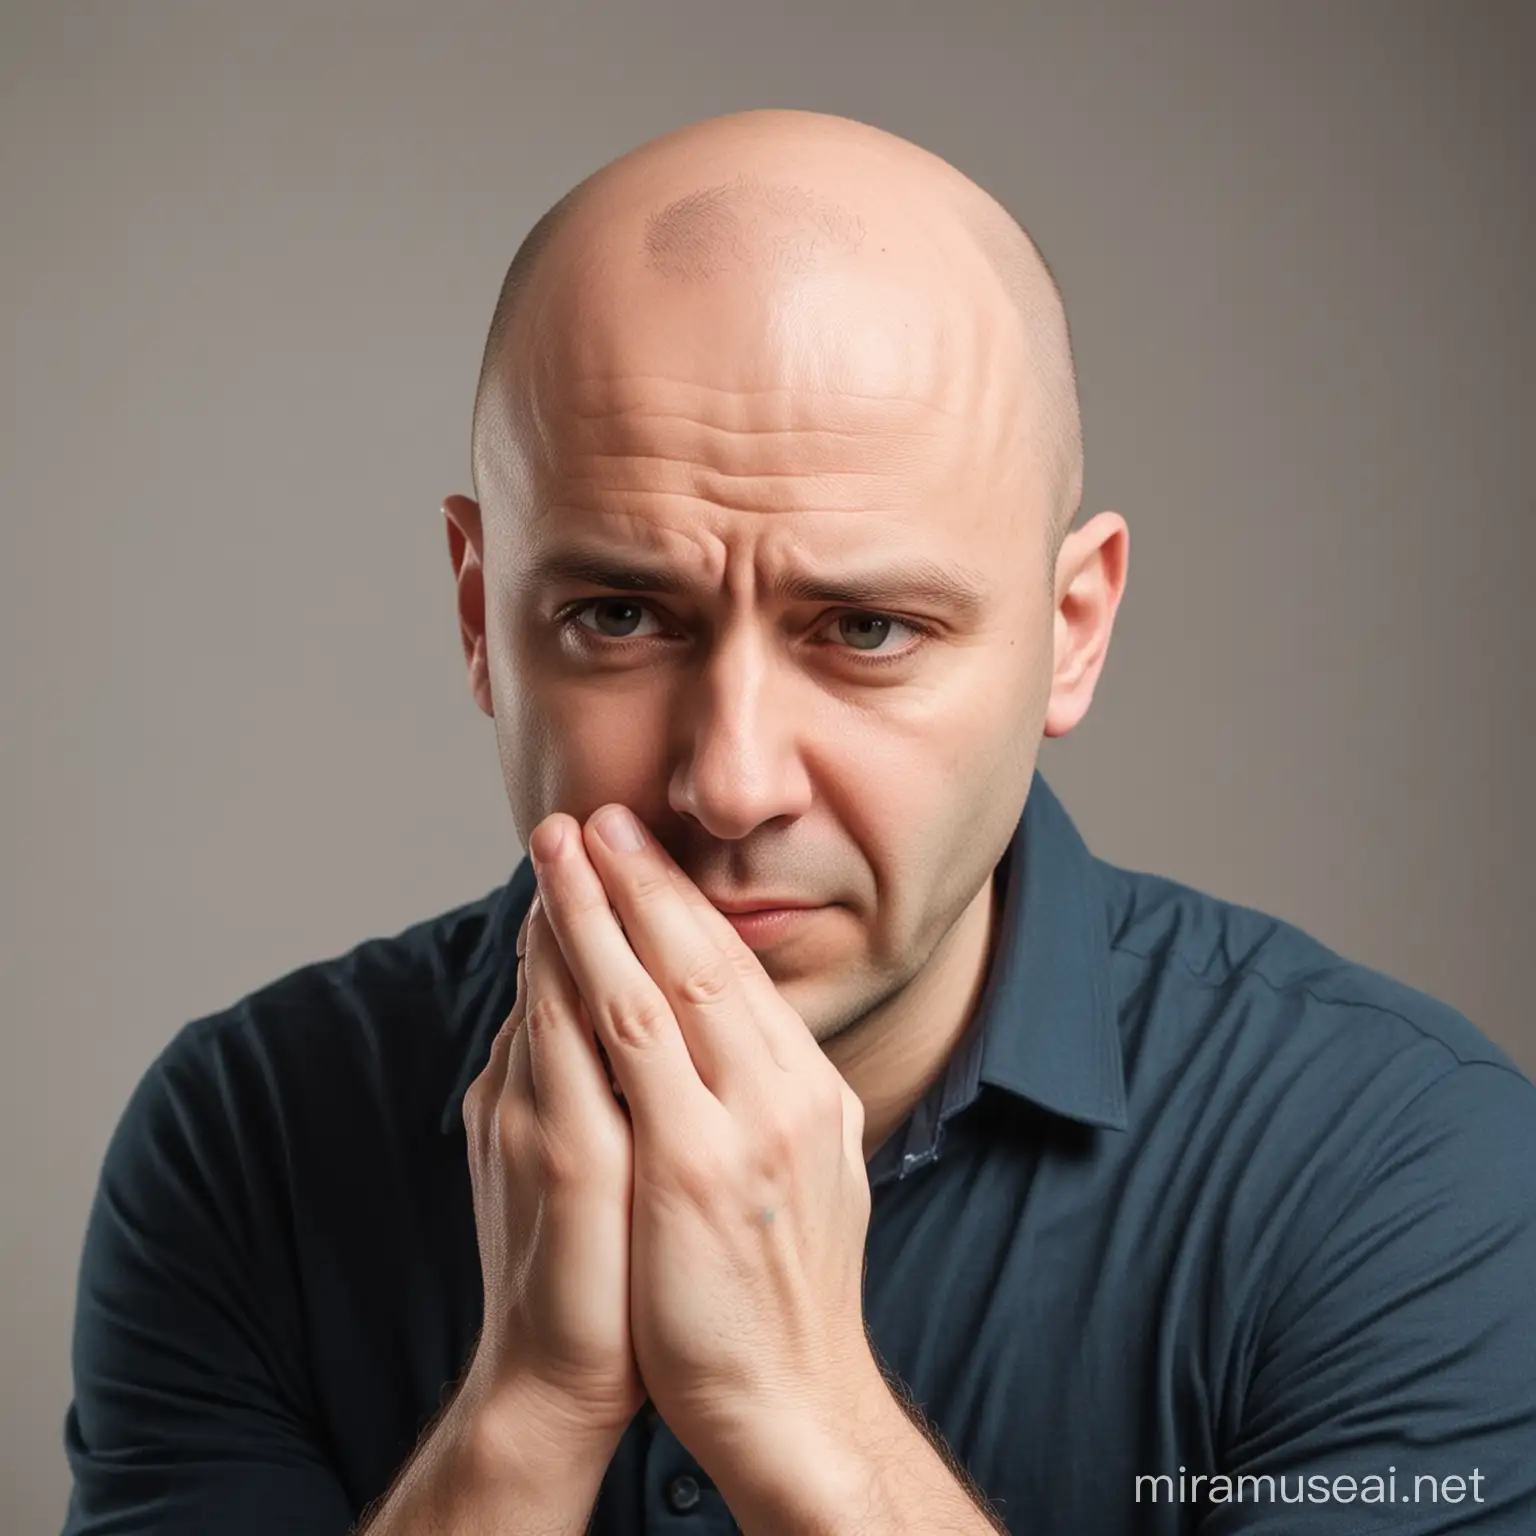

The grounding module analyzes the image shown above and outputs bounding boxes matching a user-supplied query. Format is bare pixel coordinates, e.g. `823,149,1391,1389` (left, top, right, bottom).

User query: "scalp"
471,110,1083,565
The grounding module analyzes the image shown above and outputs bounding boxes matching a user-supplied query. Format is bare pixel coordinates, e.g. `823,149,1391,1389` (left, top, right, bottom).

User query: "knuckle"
758,1108,799,1164
532,1128,582,1187
814,1071,848,1119
460,1080,483,1137
676,955,731,1007
525,994,563,1037
629,864,675,906
599,988,668,1050
670,1148,718,1206
842,1084,866,1133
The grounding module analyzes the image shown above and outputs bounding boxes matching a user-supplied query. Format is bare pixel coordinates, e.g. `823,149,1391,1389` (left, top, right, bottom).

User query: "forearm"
713,1373,1008,1536
355,1374,616,1536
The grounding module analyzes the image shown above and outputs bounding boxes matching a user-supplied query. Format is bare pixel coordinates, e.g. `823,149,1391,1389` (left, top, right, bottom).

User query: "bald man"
63,111,1536,1536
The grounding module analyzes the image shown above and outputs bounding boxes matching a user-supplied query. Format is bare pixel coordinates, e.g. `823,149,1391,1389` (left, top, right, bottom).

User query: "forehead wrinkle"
547,475,900,527
560,381,963,429
485,196,1049,544
531,370,963,503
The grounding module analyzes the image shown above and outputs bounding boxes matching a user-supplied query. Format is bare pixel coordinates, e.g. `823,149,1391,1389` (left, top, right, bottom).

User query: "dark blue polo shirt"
63,771,1536,1533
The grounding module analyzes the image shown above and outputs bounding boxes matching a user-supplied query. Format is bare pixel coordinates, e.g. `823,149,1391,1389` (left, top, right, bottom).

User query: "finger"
464,949,527,1145
578,821,782,1091
512,896,630,1134
533,816,715,1137
496,893,540,1113
467,1012,521,1156
591,813,792,1006
516,891,540,960
579,810,816,1080
502,955,534,1112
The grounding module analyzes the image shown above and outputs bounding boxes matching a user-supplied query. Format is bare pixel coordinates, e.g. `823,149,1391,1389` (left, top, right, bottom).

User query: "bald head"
470,109,1083,565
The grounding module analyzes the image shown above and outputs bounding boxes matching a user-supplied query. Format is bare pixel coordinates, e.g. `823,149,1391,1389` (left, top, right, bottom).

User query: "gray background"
3,1,1531,1525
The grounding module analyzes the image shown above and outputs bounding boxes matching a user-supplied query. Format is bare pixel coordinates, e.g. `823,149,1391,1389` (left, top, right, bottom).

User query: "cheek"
860,668,1020,812
500,673,671,827
842,677,1029,904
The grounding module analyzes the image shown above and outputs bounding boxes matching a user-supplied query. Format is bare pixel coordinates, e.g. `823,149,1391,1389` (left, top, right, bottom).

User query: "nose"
666,625,814,841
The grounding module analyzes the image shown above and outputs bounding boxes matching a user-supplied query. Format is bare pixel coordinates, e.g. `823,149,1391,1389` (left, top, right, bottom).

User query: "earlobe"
467,637,494,719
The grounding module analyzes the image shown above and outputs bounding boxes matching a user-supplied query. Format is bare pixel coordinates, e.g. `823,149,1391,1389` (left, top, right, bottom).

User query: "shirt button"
666,1473,702,1512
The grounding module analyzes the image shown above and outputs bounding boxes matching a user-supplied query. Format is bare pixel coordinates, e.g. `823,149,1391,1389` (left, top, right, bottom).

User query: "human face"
467,215,1056,1048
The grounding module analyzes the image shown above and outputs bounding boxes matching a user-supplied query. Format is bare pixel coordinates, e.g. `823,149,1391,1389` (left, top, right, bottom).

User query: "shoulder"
115,882,509,1178
1098,854,1526,1086
1094,857,1534,1266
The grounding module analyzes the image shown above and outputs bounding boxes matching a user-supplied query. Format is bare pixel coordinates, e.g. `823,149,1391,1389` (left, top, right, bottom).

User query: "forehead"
474,181,1041,568
497,361,1022,631
504,262,1025,506
538,367,957,500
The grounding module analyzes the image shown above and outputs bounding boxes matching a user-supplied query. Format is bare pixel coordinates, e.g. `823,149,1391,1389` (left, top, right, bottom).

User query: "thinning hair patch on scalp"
641,172,867,284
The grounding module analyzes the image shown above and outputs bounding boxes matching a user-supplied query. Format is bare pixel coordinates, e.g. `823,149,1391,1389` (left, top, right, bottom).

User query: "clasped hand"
463,801,882,1486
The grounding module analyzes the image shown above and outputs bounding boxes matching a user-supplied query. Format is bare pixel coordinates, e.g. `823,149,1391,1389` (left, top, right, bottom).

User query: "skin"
424,108,1128,1533
447,109,1127,1162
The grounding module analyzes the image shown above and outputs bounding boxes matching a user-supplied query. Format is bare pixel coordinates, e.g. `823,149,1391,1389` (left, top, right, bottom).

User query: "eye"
564,598,664,642
828,611,922,656
557,599,932,666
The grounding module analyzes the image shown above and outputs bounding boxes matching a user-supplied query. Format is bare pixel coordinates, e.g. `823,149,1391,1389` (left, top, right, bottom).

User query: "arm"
353,1373,615,1536
1198,1061,1536,1534
709,1364,1008,1536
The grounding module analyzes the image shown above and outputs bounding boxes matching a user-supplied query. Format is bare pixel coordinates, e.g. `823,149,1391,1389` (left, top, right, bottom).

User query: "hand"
458,876,646,1455
528,804,883,1475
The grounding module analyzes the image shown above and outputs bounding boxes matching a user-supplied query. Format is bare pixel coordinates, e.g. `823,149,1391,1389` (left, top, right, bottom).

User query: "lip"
716,904,829,947
705,895,823,914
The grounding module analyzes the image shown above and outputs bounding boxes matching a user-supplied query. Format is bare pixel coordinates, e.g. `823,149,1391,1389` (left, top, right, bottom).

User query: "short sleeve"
62,1018,356,1534
1202,1061,1536,1533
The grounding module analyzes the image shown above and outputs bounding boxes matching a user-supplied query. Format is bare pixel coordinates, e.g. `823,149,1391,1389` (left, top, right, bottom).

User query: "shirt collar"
440,768,1127,1139
970,769,1129,1130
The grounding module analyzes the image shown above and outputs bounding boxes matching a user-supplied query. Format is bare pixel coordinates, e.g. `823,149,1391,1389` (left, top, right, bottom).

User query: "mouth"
715,904,830,946
703,895,824,914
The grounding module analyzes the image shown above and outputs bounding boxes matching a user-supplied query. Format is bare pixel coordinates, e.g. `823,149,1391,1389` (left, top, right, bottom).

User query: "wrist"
356,1375,623,1535
704,1361,905,1525
453,1367,626,1490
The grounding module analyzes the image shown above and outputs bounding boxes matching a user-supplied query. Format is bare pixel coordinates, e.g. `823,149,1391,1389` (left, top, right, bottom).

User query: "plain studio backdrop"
2,1,1532,1525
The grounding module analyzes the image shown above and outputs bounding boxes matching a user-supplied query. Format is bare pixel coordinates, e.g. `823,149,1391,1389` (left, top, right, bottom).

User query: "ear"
1042,511,1129,739
442,494,494,718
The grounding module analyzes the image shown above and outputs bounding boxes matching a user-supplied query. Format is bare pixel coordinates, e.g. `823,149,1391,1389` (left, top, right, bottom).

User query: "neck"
825,869,1002,1164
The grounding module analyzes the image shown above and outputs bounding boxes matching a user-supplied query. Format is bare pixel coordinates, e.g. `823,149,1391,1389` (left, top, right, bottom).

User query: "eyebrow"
522,545,991,621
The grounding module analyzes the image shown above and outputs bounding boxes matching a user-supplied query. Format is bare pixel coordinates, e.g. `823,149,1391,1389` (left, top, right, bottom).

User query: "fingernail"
595,805,645,853
531,819,565,865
